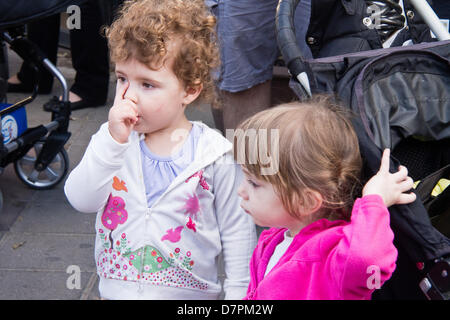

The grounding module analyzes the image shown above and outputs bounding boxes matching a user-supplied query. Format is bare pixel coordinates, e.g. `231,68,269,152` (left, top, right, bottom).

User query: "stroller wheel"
13,141,69,190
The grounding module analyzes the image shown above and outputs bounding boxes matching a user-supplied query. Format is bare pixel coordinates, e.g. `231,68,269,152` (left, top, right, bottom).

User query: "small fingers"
392,165,409,182
110,100,138,124
398,176,415,192
123,97,138,113
378,148,391,173
395,192,417,205
122,105,139,124
114,99,138,115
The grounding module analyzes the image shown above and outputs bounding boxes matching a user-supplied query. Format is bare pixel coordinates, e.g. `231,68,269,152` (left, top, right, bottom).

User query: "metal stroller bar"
3,120,60,154
0,31,69,106
0,28,72,195
276,0,311,97
42,57,68,102
410,0,450,41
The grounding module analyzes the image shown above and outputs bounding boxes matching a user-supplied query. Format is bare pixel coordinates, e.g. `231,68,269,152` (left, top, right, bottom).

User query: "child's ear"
299,189,323,216
182,84,203,106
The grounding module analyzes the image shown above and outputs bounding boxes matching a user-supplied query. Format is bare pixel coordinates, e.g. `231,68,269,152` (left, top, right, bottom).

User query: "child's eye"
116,76,126,83
248,179,259,188
142,82,154,89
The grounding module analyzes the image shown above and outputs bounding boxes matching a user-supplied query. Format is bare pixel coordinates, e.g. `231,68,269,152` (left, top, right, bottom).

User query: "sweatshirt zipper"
138,208,151,292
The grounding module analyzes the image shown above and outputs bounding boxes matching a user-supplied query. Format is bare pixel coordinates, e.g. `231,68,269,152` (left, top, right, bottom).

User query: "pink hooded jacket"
244,195,398,300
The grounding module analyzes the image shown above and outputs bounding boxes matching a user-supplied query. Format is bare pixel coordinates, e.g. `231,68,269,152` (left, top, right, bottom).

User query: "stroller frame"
0,22,72,212
276,0,450,300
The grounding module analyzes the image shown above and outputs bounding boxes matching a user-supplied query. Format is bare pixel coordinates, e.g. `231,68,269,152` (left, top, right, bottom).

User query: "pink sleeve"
331,194,398,299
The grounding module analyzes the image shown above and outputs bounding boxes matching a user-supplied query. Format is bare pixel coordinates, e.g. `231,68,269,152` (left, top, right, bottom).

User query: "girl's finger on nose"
120,81,130,100
114,82,129,102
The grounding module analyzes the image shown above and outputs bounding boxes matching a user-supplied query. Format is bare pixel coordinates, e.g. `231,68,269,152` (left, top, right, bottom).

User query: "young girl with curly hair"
64,0,256,300
234,96,416,299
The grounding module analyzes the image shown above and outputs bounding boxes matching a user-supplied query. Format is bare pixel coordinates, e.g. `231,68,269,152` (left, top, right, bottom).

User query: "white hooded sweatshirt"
64,121,257,300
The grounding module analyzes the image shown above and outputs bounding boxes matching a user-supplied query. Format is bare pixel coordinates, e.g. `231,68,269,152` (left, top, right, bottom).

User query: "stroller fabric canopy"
304,40,450,151
0,0,87,29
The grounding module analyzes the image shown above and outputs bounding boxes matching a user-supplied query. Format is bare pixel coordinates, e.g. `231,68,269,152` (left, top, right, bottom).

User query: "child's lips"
241,205,251,215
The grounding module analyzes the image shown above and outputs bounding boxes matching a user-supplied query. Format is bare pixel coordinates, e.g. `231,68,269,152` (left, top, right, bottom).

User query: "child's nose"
123,84,138,104
237,183,248,200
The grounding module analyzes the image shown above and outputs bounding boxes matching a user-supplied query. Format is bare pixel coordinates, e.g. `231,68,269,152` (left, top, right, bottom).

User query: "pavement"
0,46,219,300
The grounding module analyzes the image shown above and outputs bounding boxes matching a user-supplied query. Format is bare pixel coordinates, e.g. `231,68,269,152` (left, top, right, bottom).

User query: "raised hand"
108,81,139,144
362,149,417,207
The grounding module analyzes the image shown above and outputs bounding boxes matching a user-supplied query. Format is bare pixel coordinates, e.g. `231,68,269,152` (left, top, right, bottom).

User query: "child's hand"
108,82,138,144
362,149,417,207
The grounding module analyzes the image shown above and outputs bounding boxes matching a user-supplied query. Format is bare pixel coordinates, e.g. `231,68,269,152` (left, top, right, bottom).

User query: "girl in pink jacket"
233,95,417,300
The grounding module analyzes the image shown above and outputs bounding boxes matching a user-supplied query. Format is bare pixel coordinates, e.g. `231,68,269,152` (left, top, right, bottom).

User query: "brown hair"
105,0,219,105
234,95,363,221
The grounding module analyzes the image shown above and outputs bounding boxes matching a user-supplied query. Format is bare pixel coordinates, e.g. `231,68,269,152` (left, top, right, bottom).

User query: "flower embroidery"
101,194,128,249
186,217,196,232
97,233,207,290
181,193,201,220
185,170,210,190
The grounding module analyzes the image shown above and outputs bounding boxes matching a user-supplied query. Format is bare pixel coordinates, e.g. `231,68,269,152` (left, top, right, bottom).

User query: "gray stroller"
0,0,89,213
276,0,450,299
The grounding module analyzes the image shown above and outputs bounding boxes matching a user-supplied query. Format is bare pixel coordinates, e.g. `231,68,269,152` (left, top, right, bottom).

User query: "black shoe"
7,82,52,94
43,97,105,112
70,99,105,111
7,82,33,93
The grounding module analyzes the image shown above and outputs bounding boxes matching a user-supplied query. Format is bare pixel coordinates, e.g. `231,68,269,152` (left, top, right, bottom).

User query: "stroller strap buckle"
420,257,450,300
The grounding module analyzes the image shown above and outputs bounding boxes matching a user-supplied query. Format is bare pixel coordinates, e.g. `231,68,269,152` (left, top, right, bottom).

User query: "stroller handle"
1,31,69,102
410,0,450,41
276,0,312,97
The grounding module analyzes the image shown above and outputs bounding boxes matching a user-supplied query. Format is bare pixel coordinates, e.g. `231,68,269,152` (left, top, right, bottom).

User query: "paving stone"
0,232,96,271
10,197,96,235
0,270,96,300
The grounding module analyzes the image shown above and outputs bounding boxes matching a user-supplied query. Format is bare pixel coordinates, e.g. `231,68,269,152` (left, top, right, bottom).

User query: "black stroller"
0,0,88,212
276,0,450,299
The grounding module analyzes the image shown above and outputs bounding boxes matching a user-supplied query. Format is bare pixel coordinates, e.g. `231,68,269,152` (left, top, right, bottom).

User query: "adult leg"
220,81,271,130
69,0,110,108
214,0,279,132
213,0,311,132
9,14,60,94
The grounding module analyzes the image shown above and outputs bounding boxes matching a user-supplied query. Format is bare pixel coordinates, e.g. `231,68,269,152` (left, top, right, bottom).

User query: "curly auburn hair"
234,95,363,222
105,0,219,105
